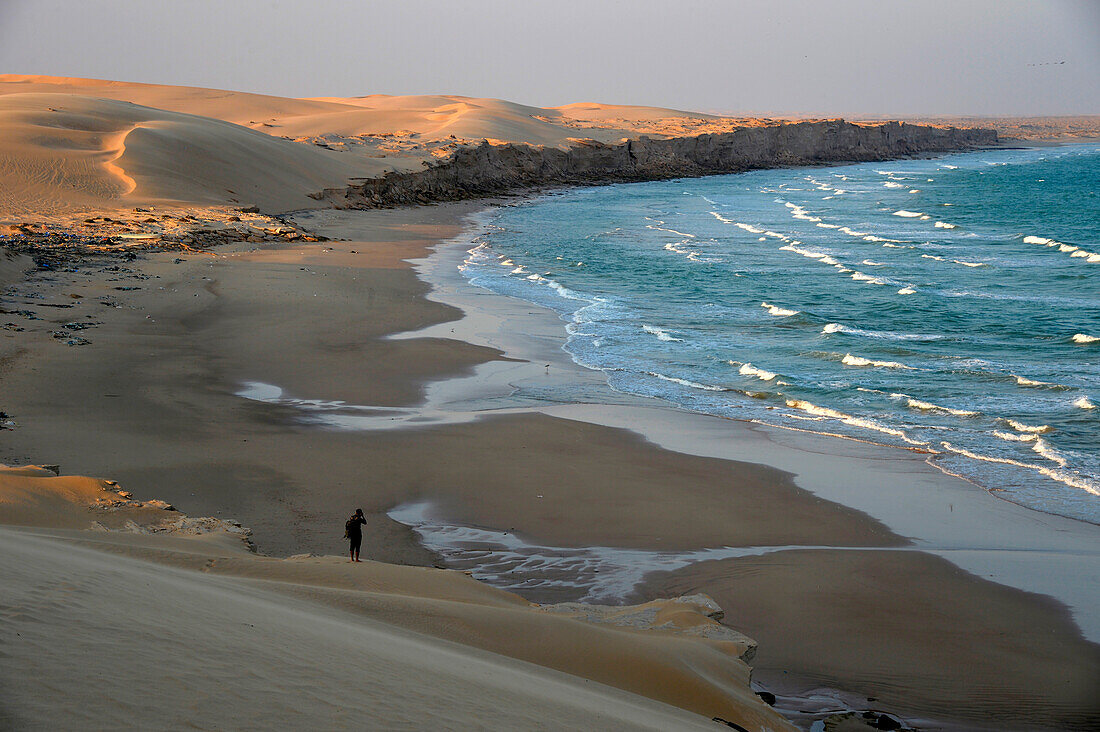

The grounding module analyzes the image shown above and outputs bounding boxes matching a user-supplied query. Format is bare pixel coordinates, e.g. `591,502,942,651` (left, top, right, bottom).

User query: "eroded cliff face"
317,120,996,208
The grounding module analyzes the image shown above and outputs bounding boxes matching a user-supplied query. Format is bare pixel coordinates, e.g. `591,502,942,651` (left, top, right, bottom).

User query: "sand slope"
0,529,733,731
0,92,360,215
0,465,792,730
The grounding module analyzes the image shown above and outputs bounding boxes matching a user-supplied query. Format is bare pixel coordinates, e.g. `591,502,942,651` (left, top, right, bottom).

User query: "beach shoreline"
1,158,1097,730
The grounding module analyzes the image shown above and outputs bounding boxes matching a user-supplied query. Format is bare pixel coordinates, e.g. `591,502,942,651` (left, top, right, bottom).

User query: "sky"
1,0,1097,116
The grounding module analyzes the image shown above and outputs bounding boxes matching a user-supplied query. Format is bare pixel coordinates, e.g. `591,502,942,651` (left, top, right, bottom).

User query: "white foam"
646,222,696,238
841,354,914,370
850,272,887,284
760,301,799,317
642,324,683,342
1023,236,1054,245
893,210,923,218
784,202,821,222
862,235,906,243
1003,419,1053,434
736,362,778,381
897,287,916,295
922,254,947,261
785,399,924,444
994,430,1037,443
952,259,987,268
861,260,884,266
905,398,979,417
648,371,724,391
838,226,868,237
1032,438,1070,467
822,323,939,341
1072,334,1099,344
1013,375,1051,387
816,223,841,229
940,442,1100,497
883,182,904,189
1075,396,1097,410
934,221,957,229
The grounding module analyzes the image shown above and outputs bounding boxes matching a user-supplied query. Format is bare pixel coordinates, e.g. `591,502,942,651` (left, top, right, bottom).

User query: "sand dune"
0,92,360,215
0,75,758,217
0,464,791,730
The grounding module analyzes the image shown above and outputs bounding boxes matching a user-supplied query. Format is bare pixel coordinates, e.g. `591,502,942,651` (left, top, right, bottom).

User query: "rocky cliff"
317,119,996,208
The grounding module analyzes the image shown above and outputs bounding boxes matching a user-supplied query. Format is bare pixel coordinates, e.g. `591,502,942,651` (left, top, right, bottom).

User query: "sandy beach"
1,74,1098,730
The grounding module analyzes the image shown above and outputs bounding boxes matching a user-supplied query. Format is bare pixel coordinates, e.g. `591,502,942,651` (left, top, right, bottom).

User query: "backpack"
344,517,355,539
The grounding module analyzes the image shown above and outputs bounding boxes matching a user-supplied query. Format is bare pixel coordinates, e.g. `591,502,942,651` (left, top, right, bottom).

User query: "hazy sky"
1,0,1097,115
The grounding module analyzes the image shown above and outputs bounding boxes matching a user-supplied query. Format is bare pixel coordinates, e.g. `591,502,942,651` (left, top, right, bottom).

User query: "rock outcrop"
318,120,997,208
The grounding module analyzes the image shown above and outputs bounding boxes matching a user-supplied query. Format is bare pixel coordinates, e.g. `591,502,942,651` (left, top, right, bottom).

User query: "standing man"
345,508,366,563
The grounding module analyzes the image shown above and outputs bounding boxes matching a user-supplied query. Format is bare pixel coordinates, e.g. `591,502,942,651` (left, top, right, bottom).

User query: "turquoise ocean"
460,143,1100,523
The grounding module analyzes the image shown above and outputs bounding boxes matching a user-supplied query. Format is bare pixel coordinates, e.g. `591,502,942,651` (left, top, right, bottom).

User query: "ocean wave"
647,371,725,391
1075,396,1097,410
883,182,904,188
822,323,941,341
838,226,868,237
1024,236,1100,263
1012,375,1061,388
903,397,979,417
897,287,916,295
952,259,987,267
761,301,799,317
784,202,821,222
893,210,924,218
841,354,915,369
940,442,1099,497
993,430,1037,443
861,260,884,266
816,223,841,229
785,399,923,444
1032,438,1069,467
642,324,683,342
935,221,957,229
862,235,906,243
1003,418,1053,434
778,243,834,263
1072,334,1099,344
851,272,888,284
922,254,946,261
735,362,778,381
646,223,696,238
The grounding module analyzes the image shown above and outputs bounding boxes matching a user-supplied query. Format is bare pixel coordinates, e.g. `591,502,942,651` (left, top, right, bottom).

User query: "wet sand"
2,202,1098,729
